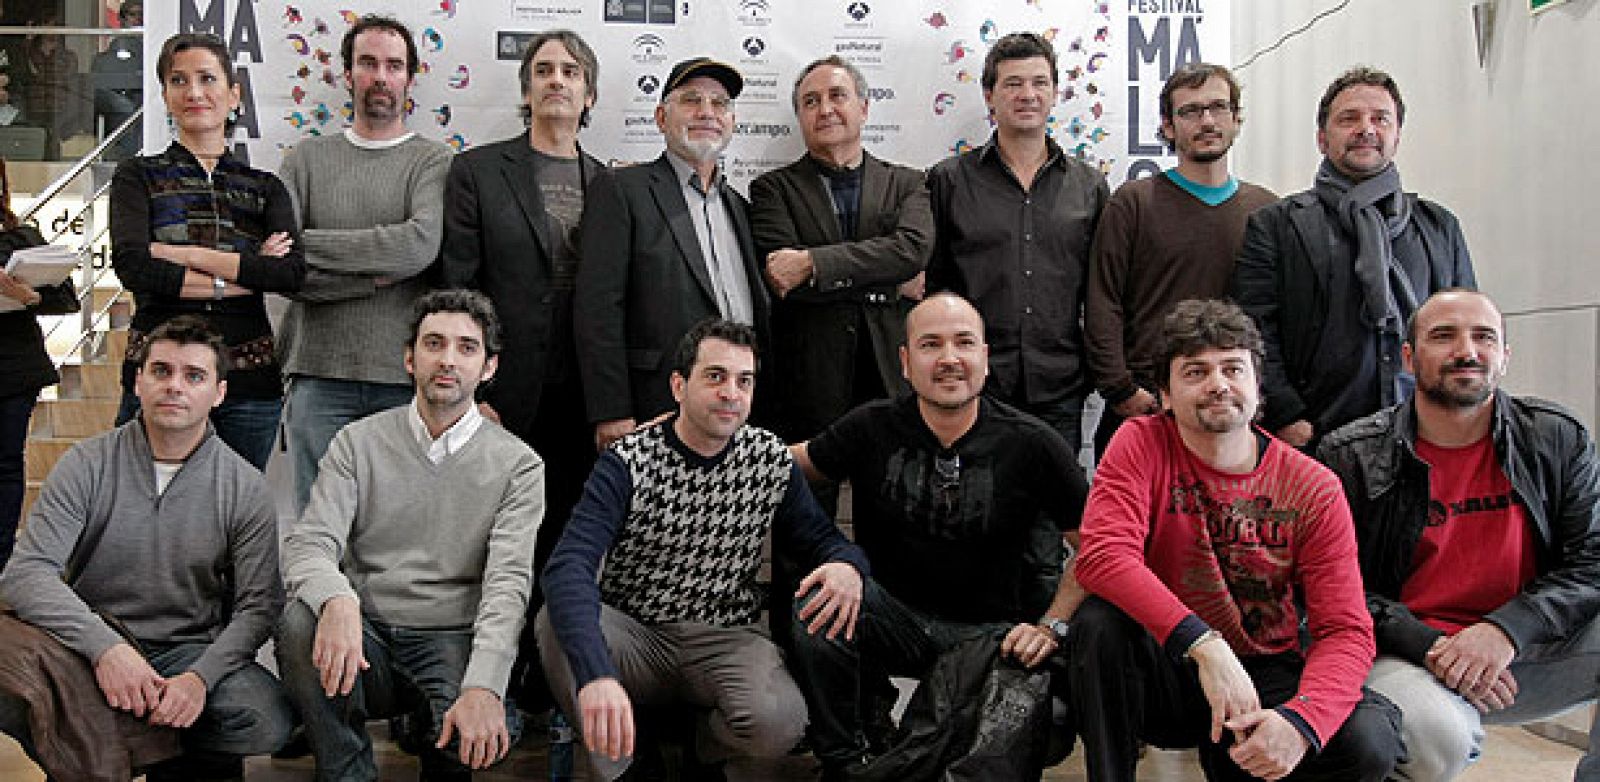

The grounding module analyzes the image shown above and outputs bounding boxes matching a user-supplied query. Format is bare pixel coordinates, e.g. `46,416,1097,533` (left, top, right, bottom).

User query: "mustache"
1443,358,1486,371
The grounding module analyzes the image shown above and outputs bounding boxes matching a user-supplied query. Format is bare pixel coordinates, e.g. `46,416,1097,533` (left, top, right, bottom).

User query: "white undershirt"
344,128,416,150
153,462,182,495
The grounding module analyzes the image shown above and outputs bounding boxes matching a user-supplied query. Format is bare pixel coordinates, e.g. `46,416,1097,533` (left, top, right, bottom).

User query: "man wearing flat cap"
576,57,772,451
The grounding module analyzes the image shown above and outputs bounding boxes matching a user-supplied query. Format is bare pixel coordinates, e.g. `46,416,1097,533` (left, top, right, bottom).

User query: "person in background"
110,32,305,470
0,156,77,569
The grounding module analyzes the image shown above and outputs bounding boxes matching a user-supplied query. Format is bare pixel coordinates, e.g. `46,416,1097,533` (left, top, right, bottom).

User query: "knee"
274,601,317,663
203,675,298,755
724,685,807,759
1395,705,1477,782
1331,697,1405,782
1067,596,1141,658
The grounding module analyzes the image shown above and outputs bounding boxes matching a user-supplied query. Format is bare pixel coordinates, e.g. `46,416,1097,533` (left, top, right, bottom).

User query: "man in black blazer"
750,55,933,444
439,30,604,588
576,57,769,451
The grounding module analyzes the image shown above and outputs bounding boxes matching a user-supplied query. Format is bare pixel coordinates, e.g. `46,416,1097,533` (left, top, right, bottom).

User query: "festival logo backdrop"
146,0,1226,188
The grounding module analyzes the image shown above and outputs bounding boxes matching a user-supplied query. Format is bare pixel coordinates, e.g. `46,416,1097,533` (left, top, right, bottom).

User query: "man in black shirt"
926,32,1108,454
789,293,1088,776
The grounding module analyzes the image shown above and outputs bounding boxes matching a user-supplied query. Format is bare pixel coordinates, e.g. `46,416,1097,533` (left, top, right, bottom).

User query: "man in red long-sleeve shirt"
1070,298,1401,781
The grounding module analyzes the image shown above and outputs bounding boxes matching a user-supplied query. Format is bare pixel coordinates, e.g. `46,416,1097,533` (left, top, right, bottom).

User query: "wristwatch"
212,276,226,300
1039,617,1071,644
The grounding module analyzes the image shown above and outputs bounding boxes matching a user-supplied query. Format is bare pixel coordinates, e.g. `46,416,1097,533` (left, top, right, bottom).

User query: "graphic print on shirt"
1167,473,1300,648
882,445,995,541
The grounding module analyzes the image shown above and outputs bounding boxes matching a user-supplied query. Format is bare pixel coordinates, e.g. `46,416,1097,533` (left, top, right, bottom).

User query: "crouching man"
1070,299,1402,781
277,290,544,779
0,315,293,780
538,319,869,780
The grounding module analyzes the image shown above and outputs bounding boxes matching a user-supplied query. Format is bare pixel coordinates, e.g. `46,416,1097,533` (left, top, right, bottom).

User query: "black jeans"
0,392,34,570
788,579,1010,767
1067,597,1401,782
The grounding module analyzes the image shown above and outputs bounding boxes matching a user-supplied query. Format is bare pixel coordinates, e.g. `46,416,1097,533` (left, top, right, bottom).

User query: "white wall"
1230,0,1600,426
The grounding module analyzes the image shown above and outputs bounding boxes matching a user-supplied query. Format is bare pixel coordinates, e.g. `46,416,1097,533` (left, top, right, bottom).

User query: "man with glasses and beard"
277,14,453,514
576,57,770,453
1085,63,1276,458
1071,299,1400,782
788,292,1088,779
1320,290,1600,781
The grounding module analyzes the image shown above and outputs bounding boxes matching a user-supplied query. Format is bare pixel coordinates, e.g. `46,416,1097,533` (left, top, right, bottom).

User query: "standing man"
1233,66,1474,451
1319,290,1600,781
1085,62,1276,457
540,319,868,780
788,293,1088,778
277,290,544,779
927,31,1108,453
0,316,293,780
576,57,769,451
278,14,453,512
749,54,932,442
1071,299,1401,782
439,30,603,609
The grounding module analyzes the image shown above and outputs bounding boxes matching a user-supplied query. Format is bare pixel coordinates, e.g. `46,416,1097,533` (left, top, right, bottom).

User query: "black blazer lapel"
722,180,770,316
499,143,555,261
856,152,891,240
647,155,718,304
794,156,844,242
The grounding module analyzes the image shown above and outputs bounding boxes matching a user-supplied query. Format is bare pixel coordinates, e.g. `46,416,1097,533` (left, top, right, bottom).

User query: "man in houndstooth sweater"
538,318,870,781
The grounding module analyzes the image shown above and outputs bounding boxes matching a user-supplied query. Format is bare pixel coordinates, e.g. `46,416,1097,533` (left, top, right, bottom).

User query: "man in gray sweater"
0,316,293,781
277,14,454,513
278,290,544,780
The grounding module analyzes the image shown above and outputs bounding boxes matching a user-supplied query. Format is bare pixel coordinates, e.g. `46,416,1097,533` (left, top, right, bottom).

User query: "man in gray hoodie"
0,315,293,781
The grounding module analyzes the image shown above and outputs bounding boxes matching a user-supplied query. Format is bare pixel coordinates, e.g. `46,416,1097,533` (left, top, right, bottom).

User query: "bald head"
1407,289,1503,347
905,293,985,343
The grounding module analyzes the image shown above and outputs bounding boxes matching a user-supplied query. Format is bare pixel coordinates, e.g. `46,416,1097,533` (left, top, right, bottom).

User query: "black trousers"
1067,597,1402,782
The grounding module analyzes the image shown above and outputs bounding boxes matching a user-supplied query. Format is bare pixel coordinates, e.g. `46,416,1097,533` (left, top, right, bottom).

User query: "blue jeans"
1368,613,1600,781
116,392,282,471
0,392,36,570
276,601,522,781
0,641,295,771
283,376,413,515
788,579,1011,766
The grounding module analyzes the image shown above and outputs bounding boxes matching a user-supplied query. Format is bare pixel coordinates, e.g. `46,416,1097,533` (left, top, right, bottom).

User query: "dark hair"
118,0,143,24
672,318,759,378
1405,287,1500,346
340,15,419,77
981,32,1057,92
1154,299,1264,390
136,315,229,380
517,30,599,129
1316,66,1404,129
1156,62,1240,151
156,32,235,88
790,54,868,113
408,289,503,356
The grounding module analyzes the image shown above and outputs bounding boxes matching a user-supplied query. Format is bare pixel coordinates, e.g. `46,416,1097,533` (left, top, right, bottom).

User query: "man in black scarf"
1232,66,1476,452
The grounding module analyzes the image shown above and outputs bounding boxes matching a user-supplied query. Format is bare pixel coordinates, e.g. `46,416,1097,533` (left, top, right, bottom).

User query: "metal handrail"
18,108,142,228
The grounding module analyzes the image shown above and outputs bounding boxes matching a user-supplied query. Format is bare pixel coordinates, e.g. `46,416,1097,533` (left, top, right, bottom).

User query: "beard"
1419,361,1496,409
360,85,402,120
1193,396,1251,434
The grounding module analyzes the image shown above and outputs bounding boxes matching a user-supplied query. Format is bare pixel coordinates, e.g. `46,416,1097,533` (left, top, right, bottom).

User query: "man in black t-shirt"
789,293,1089,776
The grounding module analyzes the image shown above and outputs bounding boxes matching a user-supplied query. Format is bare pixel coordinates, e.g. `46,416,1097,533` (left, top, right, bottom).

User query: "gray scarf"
1313,159,1415,334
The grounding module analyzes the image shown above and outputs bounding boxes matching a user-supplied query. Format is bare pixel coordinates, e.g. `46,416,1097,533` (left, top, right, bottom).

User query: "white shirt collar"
409,399,484,464
344,127,416,150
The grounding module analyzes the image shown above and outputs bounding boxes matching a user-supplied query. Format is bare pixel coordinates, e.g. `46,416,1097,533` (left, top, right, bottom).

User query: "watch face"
1043,618,1070,641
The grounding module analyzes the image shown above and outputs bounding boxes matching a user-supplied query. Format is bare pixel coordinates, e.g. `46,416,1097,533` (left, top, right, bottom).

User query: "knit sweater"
276,132,452,385
1084,173,1276,403
0,420,283,690
1076,415,1374,748
280,405,544,697
543,419,869,688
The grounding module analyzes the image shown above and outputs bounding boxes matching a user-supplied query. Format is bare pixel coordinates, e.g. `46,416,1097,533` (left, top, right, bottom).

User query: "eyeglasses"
671,91,733,114
1172,99,1234,121
933,451,961,517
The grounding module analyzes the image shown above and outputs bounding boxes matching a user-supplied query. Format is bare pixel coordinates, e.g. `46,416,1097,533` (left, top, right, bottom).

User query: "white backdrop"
145,0,1226,190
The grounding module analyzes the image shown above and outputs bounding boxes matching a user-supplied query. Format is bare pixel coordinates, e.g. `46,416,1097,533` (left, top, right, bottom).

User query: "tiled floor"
0,721,1580,780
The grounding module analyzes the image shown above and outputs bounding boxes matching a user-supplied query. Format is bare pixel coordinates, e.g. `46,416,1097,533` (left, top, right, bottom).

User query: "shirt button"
1024,270,1033,277
1024,234,1032,241
1025,306,1033,314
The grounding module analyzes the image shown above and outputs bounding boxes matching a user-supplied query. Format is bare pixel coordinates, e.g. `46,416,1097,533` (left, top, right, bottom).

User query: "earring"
227,106,240,123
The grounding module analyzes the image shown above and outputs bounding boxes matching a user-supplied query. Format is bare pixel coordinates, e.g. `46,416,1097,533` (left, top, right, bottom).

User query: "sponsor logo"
846,1,870,21
741,36,765,57
637,74,662,96
737,0,771,25
632,33,667,64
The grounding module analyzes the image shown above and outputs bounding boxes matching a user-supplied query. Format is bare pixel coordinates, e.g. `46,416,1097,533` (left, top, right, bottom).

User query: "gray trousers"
1367,615,1600,782
534,605,807,781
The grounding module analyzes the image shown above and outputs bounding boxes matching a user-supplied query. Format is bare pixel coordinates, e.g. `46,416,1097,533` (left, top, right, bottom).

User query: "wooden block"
56,361,123,400
44,398,120,439
24,438,75,483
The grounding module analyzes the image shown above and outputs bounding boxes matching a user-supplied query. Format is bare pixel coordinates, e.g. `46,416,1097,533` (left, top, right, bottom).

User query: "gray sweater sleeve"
283,139,452,279
462,448,545,697
281,426,361,615
0,444,125,664
188,478,284,689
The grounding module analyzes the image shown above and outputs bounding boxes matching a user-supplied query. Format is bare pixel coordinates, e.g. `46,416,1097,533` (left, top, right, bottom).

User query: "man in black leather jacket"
1319,290,1600,781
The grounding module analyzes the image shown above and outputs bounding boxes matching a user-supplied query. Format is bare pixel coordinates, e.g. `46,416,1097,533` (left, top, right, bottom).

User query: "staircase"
21,296,131,520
